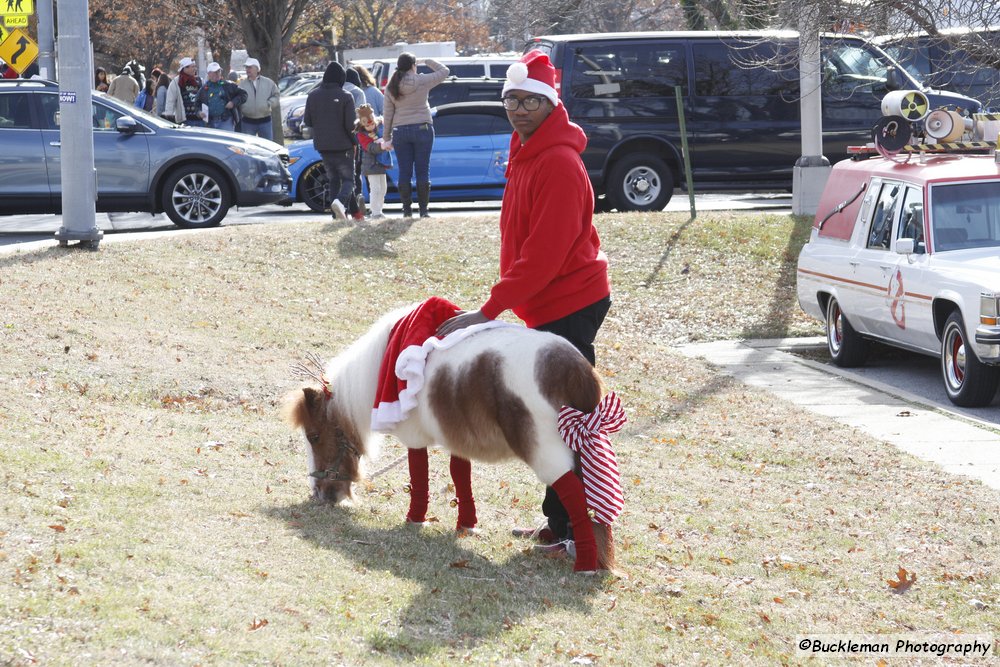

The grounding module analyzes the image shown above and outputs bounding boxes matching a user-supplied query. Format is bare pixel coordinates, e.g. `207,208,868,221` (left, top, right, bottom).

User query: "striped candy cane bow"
557,391,627,525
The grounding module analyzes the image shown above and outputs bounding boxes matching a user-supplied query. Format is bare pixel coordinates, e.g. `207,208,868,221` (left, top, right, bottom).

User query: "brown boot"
397,182,413,218
417,182,431,218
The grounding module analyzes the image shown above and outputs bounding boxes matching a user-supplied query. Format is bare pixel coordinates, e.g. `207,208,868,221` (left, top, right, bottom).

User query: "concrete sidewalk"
677,337,1000,491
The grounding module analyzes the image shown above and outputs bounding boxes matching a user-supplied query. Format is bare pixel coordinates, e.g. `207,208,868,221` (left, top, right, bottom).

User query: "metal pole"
53,0,102,249
36,0,55,80
792,9,831,216
675,86,696,219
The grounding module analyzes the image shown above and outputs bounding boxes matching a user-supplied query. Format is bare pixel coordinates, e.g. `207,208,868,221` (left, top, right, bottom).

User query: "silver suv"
0,79,291,228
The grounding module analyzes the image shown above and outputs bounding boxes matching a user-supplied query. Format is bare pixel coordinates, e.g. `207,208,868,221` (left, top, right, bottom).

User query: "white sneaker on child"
330,199,348,222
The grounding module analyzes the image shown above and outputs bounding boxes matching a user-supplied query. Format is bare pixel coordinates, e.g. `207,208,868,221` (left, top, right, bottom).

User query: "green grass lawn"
1,211,996,665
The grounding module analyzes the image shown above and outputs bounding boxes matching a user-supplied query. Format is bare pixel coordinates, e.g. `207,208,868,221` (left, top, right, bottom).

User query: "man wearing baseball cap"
238,57,280,141
164,57,204,126
436,50,612,555
196,61,247,132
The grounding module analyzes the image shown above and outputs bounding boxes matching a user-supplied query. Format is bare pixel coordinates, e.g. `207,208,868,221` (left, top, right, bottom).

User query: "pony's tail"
592,522,617,572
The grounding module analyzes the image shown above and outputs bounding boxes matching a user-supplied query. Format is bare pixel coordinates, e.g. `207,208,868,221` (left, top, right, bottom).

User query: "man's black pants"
533,295,611,539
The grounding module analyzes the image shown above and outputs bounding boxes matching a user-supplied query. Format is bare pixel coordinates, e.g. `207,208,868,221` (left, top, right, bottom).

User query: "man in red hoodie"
436,50,611,553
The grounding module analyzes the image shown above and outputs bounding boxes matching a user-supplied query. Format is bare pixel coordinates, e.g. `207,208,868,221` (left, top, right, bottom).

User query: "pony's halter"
307,433,361,482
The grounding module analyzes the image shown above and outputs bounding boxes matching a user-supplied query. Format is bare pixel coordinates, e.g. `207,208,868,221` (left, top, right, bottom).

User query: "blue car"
286,102,510,212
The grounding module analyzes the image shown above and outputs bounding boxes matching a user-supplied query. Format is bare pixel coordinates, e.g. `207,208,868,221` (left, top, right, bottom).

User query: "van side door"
688,38,801,185
560,39,688,178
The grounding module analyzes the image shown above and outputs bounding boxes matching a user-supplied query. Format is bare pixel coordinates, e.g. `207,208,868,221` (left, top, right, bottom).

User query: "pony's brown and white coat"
284,305,616,571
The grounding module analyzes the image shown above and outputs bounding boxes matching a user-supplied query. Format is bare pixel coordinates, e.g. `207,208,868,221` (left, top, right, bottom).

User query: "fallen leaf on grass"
450,559,471,569
888,567,916,594
248,618,268,631
48,524,66,532
758,611,771,624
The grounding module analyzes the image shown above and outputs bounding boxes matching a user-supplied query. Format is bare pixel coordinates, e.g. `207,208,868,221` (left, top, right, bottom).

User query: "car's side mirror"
895,237,915,255
116,116,140,134
301,126,313,140
885,66,904,92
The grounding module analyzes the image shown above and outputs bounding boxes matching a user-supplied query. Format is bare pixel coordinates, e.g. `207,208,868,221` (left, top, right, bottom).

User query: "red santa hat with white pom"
502,51,560,107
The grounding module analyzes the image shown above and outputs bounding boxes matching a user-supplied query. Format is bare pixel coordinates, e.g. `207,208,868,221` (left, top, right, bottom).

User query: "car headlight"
287,156,301,166
227,144,274,160
980,293,1000,326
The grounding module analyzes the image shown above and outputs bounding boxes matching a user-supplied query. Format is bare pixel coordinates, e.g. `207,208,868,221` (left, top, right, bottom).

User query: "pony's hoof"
456,526,480,537
405,519,430,528
575,569,600,576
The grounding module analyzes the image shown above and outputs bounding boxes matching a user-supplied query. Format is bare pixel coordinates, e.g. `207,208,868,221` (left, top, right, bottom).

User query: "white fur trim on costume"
370,321,517,432
502,78,560,108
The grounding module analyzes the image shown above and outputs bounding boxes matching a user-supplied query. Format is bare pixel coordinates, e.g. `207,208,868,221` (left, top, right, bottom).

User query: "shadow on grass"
263,500,603,659
641,216,698,289
739,214,814,339
323,217,416,258
0,243,91,269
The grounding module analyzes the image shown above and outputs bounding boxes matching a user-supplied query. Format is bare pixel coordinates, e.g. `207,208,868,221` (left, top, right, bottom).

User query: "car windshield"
930,181,1000,250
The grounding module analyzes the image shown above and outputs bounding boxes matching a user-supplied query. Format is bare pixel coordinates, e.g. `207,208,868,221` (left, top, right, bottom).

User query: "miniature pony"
283,303,622,572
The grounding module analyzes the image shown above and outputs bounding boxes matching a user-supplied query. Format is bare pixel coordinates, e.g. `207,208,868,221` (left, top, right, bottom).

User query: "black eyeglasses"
501,95,546,111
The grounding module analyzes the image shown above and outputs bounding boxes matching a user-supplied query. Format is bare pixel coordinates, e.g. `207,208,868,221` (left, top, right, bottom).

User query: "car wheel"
606,153,674,212
299,161,331,213
826,296,868,367
162,164,230,229
941,311,999,407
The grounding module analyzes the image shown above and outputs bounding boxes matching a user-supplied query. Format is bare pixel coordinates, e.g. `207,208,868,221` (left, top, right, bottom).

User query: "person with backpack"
134,77,155,113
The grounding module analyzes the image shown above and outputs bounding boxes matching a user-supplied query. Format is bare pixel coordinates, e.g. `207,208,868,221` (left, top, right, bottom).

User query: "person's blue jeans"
241,116,273,141
320,149,356,210
392,122,434,188
208,117,235,132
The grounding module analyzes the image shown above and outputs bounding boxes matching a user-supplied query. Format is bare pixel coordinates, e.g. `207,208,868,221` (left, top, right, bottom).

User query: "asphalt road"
0,191,794,247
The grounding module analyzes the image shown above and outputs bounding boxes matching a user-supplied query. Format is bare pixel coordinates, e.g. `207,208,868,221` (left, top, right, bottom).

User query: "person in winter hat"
354,104,393,219
436,50,612,557
303,61,358,223
107,64,139,104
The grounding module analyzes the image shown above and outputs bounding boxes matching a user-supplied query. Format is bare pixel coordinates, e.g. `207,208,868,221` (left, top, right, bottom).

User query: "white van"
369,55,518,90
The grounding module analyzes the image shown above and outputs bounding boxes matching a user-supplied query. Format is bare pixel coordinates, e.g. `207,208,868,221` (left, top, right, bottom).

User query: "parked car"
878,28,1000,111
525,31,982,211
369,55,518,90
0,79,291,228
284,78,505,140
796,147,1000,407
285,102,510,212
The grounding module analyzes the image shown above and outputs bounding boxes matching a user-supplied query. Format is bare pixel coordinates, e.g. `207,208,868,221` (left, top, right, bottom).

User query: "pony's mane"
324,304,414,457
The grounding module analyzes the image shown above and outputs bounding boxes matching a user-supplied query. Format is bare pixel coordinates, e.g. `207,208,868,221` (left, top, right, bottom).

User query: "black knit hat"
345,68,361,87
323,61,346,85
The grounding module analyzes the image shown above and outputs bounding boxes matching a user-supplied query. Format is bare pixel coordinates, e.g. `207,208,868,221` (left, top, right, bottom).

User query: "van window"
489,64,510,78
823,42,890,97
569,43,687,99
692,42,797,97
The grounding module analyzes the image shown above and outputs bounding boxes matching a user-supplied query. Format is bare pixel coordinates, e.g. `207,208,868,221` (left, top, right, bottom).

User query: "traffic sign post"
0,27,37,75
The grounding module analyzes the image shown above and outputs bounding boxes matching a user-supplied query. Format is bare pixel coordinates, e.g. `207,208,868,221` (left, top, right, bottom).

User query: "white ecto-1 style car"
797,151,1000,407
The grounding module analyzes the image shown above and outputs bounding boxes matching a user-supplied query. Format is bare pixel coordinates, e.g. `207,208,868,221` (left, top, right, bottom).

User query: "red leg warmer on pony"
551,470,598,572
406,448,429,523
449,455,477,530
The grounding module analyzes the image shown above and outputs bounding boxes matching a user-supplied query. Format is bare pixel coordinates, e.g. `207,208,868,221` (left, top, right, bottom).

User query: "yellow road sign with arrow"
0,27,37,74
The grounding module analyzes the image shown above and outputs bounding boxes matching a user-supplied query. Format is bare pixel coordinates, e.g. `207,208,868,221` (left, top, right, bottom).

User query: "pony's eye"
306,432,320,446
